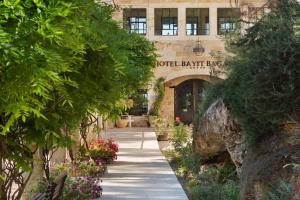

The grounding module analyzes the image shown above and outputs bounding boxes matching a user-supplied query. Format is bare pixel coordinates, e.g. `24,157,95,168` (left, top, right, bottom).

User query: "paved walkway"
101,128,189,200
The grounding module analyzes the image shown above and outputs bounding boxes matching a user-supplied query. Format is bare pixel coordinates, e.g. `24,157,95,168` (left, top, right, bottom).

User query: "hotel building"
113,0,267,124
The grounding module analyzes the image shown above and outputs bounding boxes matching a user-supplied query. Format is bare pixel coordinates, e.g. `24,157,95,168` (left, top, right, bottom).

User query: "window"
155,8,178,36
186,8,209,35
217,8,240,34
123,9,147,35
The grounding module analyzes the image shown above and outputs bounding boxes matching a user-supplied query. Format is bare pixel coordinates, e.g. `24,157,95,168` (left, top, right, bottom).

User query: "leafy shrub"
188,165,240,200
29,178,52,197
164,123,240,200
263,180,293,200
52,162,73,177
169,124,202,175
152,116,170,136
171,123,189,150
189,180,240,200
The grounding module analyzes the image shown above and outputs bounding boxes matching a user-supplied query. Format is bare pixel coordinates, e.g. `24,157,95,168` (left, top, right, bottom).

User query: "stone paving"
101,128,189,200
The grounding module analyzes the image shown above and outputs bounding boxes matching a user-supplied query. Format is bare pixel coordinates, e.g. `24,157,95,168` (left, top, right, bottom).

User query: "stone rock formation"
193,98,245,174
194,99,300,199
240,123,300,200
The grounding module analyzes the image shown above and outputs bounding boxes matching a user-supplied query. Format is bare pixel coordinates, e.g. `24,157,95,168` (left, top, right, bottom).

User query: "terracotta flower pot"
116,119,128,128
148,115,156,128
157,131,169,141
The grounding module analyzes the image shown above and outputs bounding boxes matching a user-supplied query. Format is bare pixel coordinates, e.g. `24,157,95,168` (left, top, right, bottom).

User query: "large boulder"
193,99,245,174
194,98,300,199
240,123,300,200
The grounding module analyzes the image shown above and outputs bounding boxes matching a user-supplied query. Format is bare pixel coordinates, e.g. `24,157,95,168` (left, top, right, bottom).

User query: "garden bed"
30,138,119,199
160,124,240,200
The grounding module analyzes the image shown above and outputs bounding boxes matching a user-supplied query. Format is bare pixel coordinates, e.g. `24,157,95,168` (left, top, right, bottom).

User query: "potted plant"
116,115,128,128
115,99,133,128
153,116,171,141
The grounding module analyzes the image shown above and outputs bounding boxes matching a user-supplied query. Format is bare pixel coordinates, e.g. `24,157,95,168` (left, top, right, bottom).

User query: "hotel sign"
156,60,223,68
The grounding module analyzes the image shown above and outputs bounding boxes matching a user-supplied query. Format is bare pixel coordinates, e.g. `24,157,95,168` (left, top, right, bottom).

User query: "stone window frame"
186,8,210,36
123,8,147,35
154,8,178,36
217,8,240,35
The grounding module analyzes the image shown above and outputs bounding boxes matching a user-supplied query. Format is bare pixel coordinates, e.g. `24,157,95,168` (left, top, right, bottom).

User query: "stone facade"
113,0,266,122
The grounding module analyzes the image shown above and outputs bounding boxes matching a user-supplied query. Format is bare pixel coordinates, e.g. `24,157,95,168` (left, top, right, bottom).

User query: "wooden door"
174,79,205,124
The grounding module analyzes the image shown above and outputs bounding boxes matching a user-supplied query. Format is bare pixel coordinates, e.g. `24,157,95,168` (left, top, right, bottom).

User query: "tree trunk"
22,150,44,200
0,137,5,200
42,148,50,181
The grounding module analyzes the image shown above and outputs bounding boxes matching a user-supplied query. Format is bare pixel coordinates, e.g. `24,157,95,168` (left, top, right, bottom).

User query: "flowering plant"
52,162,73,176
52,159,106,178
88,138,119,163
31,176,103,200
64,177,102,199
77,160,106,177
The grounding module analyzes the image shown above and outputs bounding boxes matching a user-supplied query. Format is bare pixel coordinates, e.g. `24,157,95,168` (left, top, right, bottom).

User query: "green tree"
197,0,300,144
0,0,156,199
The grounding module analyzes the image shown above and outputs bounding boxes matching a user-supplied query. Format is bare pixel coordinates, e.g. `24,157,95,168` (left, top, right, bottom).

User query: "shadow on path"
101,128,188,200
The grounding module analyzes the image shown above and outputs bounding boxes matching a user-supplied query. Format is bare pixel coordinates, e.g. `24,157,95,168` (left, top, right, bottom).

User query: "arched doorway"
174,79,205,124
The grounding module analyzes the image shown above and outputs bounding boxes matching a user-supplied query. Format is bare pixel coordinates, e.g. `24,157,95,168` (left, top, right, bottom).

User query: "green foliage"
128,90,148,115
171,123,189,149
152,116,170,135
30,177,53,197
263,180,293,200
225,0,300,143
176,144,202,176
149,77,165,116
165,124,240,200
197,0,300,144
168,124,202,175
0,0,155,158
188,165,240,200
189,180,240,200
0,0,156,198
0,0,156,134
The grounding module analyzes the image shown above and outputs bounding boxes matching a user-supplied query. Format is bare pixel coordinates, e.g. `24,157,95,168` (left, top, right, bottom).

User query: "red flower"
88,138,119,162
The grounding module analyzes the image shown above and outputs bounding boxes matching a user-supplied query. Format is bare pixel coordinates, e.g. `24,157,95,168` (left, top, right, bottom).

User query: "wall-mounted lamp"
193,40,205,56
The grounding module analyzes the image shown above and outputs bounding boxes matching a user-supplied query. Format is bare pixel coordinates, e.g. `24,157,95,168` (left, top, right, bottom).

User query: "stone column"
240,4,249,33
209,6,218,37
147,7,155,40
178,7,186,37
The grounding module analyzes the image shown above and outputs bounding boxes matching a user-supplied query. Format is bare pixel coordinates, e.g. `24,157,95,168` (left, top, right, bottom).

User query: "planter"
148,115,156,128
157,130,170,141
116,119,128,128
